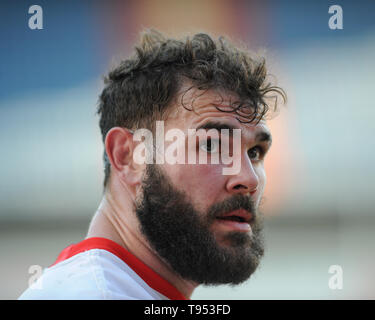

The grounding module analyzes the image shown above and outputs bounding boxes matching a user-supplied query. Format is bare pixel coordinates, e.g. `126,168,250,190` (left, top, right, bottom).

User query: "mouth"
215,209,253,232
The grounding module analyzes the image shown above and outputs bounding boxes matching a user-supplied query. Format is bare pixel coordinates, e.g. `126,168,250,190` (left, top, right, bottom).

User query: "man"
19,29,285,300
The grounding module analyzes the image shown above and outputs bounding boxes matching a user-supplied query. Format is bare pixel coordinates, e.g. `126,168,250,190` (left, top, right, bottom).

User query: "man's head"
97,29,285,285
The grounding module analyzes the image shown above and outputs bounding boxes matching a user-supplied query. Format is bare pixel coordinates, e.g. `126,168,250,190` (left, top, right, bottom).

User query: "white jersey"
19,237,186,300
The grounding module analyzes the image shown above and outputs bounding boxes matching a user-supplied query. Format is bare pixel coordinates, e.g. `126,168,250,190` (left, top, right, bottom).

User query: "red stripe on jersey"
51,237,187,300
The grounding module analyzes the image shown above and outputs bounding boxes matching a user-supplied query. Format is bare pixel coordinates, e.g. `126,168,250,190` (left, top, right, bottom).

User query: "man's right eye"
200,139,220,153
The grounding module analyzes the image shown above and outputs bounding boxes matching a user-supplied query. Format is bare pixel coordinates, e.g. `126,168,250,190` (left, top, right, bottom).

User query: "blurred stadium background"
1,0,374,299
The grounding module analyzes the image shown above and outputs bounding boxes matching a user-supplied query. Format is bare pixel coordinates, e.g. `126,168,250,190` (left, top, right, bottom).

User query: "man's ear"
105,127,145,186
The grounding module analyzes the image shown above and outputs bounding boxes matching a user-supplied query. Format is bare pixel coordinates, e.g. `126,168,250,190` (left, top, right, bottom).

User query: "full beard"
135,164,265,285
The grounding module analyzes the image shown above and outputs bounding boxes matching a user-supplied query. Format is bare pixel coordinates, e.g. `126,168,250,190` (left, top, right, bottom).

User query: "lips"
215,209,254,232
216,209,253,224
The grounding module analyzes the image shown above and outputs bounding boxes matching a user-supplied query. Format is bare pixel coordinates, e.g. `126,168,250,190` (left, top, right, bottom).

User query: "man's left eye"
248,147,263,161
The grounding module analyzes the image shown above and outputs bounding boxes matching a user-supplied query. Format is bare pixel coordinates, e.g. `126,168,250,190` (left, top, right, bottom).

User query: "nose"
225,155,259,196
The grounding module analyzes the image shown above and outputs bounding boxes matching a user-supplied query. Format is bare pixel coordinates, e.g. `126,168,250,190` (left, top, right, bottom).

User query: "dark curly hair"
97,29,286,189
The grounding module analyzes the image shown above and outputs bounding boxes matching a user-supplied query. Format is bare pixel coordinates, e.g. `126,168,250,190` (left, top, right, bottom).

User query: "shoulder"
18,238,174,300
19,248,164,300
19,249,115,299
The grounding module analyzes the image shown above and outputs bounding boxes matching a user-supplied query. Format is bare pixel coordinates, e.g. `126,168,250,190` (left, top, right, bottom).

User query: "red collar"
51,237,187,300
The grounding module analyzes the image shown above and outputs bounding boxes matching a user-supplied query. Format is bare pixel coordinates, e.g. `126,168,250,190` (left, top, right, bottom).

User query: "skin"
87,84,272,299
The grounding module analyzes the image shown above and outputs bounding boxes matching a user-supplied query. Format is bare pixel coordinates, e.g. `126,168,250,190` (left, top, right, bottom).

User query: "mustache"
206,194,257,221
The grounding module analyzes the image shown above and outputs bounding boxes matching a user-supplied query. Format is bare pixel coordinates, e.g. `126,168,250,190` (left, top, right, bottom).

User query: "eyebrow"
195,121,237,133
255,131,272,145
195,121,272,144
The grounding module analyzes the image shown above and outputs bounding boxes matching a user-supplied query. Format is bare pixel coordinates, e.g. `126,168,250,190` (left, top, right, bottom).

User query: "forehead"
165,85,270,136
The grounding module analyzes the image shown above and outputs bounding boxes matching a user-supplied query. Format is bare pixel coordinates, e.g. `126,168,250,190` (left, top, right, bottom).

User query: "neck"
86,182,197,299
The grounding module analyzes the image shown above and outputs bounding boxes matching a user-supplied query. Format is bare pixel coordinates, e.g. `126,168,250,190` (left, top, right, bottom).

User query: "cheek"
164,163,225,210
258,166,266,187
255,166,267,205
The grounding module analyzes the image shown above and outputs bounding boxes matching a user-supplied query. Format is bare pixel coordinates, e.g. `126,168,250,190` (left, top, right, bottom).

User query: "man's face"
135,87,272,285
